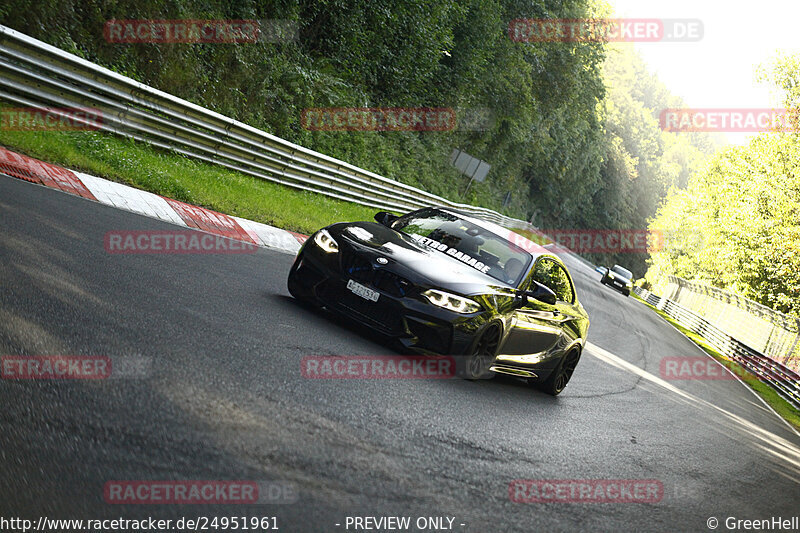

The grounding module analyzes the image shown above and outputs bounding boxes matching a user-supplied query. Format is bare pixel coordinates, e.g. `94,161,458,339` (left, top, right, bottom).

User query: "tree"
645,52,800,315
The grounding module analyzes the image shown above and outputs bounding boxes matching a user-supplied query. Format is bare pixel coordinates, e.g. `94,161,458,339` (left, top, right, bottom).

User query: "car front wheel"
458,325,501,380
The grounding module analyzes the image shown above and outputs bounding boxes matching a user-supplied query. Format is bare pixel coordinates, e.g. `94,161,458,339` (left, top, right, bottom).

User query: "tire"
535,348,581,396
457,324,501,380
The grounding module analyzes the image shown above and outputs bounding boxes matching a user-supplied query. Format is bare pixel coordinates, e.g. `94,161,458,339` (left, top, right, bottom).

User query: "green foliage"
577,44,715,276
647,133,800,316
0,0,711,273
647,51,800,316
0,124,376,234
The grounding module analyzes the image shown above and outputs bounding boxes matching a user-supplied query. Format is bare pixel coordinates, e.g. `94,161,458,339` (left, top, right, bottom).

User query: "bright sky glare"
610,0,800,144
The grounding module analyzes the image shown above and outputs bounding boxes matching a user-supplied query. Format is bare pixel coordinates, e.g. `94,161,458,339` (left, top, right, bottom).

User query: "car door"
497,257,573,362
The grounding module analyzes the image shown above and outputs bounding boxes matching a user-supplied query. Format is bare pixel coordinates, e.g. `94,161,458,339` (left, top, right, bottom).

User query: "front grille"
341,252,412,298
343,254,373,283
373,269,413,298
319,282,404,335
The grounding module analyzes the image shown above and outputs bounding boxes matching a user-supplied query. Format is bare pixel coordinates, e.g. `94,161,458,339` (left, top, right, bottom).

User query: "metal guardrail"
638,289,662,309
634,287,800,410
665,276,800,367
0,24,529,229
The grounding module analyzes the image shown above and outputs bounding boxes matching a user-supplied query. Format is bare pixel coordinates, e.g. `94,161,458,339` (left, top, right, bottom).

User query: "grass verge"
0,127,378,235
632,292,800,431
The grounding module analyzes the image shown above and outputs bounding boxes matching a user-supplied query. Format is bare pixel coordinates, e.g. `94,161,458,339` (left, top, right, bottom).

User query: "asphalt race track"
2,175,799,532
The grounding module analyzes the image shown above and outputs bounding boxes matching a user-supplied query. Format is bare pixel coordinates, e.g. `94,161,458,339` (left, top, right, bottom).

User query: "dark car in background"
601,264,634,296
287,207,590,395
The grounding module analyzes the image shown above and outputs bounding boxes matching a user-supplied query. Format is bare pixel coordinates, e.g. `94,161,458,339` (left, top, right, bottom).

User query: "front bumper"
604,276,631,292
288,239,486,355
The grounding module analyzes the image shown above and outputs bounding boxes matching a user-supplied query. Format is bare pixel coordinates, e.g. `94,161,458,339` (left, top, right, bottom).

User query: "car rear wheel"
459,325,501,380
536,348,581,396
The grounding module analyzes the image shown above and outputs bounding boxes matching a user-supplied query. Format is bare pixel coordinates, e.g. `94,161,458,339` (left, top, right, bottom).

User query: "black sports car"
601,264,634,296
288,207,590,395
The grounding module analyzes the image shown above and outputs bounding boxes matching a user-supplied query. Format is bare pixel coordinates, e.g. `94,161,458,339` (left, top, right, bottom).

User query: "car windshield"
392,208,532,286
612,265,632,279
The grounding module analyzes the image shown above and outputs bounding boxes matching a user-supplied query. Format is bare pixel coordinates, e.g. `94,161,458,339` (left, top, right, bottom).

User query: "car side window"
530,259,574,304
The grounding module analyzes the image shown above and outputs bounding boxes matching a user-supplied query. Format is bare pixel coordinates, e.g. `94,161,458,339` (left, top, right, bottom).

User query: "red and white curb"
0,146,307,254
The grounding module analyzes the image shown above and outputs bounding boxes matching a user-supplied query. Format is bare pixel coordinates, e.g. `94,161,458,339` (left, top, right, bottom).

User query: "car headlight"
423,289,481,314
313,229,339,253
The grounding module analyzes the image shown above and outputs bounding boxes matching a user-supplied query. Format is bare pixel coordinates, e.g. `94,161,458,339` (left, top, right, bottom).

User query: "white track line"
630,297,800,438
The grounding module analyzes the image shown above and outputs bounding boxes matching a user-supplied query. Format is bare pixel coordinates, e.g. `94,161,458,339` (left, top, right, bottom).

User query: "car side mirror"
374,211,399,227
524,282,557,306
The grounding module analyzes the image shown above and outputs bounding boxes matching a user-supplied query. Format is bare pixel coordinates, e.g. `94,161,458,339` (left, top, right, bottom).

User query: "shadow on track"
271,292,563,403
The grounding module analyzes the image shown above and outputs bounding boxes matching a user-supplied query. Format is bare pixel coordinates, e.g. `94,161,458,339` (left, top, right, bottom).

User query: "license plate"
347,279,380,302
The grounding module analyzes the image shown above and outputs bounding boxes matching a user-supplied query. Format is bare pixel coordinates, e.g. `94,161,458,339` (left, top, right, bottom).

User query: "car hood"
328,221,516,295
